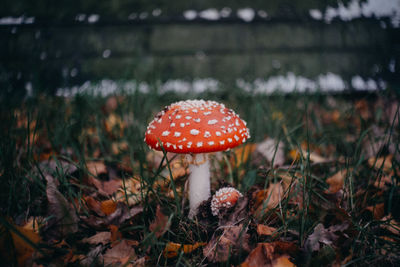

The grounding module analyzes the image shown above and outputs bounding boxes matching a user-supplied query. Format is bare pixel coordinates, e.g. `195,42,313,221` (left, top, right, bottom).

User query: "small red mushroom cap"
211,187,243,216
144,100,250,154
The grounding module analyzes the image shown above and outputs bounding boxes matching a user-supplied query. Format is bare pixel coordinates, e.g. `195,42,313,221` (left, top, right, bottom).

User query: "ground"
0,91,399,266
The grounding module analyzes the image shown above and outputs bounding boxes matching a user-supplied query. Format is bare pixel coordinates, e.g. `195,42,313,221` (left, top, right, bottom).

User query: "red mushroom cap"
211,187,243,216
145,100,250,154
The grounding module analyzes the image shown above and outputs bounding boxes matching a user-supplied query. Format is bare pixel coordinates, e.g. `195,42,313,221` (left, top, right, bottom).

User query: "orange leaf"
101,199,117,216
163,242,206,258
83,196,104,216
109,225,122,243
366,203,385,220
325,169,348,194
368,155,393,173
257,224,278,236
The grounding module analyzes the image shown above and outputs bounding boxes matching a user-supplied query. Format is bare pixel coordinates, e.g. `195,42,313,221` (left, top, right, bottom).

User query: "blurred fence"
1,17,399,94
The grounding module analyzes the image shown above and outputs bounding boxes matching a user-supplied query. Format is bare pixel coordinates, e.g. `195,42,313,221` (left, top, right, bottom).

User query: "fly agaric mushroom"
211,187,243,216
144,100,250,218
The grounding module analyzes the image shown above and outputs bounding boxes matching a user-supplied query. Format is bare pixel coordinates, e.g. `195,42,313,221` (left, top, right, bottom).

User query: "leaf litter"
4,95,400,266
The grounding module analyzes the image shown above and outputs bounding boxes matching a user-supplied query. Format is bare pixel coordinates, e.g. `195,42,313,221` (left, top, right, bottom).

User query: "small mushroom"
144,100,250,218
211,187,243,216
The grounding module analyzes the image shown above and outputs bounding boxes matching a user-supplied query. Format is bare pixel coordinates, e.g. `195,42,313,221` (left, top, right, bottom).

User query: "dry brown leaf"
111,141,129,155
104,113,125,137
149,205,170,238
325,170,348,194
255,138,285,167
3,221,42,266
86,161,107,176
116,177,142,206
82,232,111,245
109,225,123,243
101,199,118,216
203,224,250,263
273,255,296,267
89,176,121,196
103,239,136,266
240,242,297,267
232,143,257,167
253,183,285,218
45,175,78,237
366,203,385,220
368,155,393,173
163,242,206,258
84,196,104,216
373,174,394,189
381,215,400,236
257,224,278,236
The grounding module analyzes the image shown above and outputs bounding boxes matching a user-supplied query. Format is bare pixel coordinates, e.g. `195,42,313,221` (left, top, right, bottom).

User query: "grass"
0,87,399,266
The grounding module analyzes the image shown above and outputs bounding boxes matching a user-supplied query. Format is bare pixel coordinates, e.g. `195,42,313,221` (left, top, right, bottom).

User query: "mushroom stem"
188,154,211,218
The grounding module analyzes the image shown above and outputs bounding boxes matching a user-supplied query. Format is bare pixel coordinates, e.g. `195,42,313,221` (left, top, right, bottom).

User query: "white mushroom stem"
187,154,211,219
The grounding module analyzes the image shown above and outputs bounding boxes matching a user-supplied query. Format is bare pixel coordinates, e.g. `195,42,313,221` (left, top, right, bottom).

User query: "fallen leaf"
304,223,342,252
116,176,143,206
111,141,129,155
203,224,251,263
253,183,285,218
89,176,121,196
257,224,278,236
82,232,111,245
381,215,400,236
86,161,107,176
325,170,349,194
44,175,78,239
232,143,256,167
163,242,206,258
80,245,104,266
149,205,170,238
104,113,125,137
101,199,118,216
240,242,297,267
109,225,122,243
2,221,42,266
368,155,393,173
103,239,136,266
365,203,385,220
255,138,285,167
84,196,104,216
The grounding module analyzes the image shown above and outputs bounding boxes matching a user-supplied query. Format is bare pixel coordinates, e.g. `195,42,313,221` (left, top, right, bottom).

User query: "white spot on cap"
176,115,182,119
185,116,192,120
162,131,170,136
220,140,225,145
234,135,239,141
187,142,192,148
208,119,218,125
194,118,201,123
178,145,183,149
190,129,200,135
180,123,185,127
192,109,198,113
228,138,233,143
197,142,203,147
204,111,211,115
204,131,211,138
208,141,215,146
174,132,181,137
170,123,176,127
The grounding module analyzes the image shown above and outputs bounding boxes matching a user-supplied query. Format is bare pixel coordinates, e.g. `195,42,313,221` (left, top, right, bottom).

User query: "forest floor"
1,91,399,266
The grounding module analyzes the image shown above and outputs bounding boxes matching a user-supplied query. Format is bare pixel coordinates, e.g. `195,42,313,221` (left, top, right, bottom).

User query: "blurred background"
1,0,399,98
